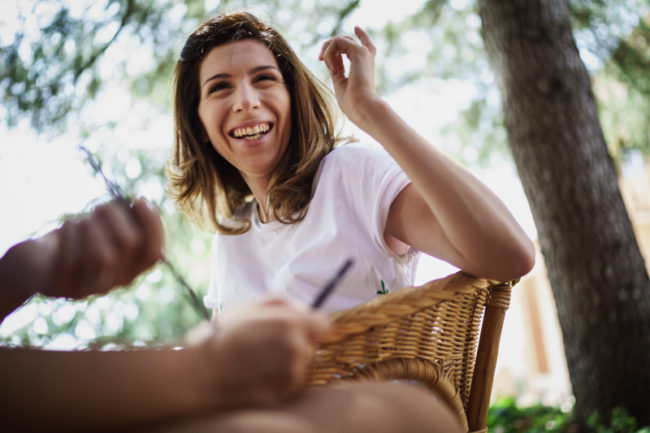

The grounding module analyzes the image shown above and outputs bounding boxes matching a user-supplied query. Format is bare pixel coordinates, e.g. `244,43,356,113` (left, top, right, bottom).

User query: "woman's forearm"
355,98,535,280
0,346,211,432
320,28,533,280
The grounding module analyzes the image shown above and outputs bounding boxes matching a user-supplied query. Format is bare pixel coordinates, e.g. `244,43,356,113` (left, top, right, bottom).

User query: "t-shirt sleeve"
329,143,412,258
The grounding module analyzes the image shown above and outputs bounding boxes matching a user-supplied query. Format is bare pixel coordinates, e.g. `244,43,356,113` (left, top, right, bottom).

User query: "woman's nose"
233,83,260,112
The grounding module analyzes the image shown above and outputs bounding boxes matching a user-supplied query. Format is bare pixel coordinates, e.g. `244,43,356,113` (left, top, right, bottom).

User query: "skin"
0,198,163,323
319,27,535,282
0,298,334,433
197,39,292,219
136,382,463,433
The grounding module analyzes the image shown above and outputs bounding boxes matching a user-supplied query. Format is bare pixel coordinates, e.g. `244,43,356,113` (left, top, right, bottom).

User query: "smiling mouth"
229,122,273,140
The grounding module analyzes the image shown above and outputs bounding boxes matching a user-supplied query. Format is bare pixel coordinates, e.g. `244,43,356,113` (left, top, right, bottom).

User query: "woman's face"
197,39,291,187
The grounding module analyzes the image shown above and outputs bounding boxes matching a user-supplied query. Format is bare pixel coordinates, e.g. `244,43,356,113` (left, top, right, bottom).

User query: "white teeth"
233,123,270,138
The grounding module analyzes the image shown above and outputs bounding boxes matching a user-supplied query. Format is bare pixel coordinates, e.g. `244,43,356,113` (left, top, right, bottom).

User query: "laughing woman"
163,10,535,432
168,11,534,316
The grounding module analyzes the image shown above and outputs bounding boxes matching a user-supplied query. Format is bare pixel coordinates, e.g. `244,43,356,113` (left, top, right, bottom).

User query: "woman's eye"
255,74,277,83
208,82,230,94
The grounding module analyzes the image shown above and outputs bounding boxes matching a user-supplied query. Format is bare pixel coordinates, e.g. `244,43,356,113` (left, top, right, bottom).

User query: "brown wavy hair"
167,11,344,234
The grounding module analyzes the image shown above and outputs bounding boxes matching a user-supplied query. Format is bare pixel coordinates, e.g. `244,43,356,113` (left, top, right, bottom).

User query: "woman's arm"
0,299,331,432
320,27,535,282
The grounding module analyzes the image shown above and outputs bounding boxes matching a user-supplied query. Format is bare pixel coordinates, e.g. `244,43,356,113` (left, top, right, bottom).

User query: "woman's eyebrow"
202,72,230,88
202,65,279,88
249,65,279,74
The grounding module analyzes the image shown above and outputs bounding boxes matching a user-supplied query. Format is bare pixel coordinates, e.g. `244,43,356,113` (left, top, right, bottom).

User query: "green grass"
487,398,650,433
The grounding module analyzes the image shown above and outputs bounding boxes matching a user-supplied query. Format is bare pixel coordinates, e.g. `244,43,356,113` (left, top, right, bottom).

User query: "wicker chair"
307,271,515,433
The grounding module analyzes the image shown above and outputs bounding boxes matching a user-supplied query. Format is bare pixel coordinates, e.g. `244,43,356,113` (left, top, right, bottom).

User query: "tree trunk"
478,0,650,428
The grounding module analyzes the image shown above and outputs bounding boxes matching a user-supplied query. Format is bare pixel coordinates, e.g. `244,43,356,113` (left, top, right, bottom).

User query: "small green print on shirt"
377,280,389,295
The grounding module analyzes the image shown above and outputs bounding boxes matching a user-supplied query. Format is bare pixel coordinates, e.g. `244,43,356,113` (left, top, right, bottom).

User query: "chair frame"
307,271,514,433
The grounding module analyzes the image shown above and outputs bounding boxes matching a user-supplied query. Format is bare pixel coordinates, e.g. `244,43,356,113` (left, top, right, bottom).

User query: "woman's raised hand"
319,26,379,125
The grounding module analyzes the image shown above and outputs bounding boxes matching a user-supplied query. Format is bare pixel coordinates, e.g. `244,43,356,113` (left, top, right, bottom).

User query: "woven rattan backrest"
307,271,514,433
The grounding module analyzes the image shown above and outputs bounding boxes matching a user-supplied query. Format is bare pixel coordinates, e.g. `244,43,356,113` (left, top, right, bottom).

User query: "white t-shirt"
204,142,419,314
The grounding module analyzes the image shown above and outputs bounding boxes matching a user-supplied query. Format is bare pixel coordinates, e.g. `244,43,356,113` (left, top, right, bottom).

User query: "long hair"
167,11,344,234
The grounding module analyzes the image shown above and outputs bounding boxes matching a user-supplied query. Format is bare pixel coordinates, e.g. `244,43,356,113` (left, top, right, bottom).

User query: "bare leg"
284,382,463,433
133,382,463,433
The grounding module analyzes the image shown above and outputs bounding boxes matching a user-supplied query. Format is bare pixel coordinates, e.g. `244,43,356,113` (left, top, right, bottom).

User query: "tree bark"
478,0,650,428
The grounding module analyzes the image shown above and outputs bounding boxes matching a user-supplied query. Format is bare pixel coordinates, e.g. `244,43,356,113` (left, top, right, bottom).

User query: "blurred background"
1,0,648,412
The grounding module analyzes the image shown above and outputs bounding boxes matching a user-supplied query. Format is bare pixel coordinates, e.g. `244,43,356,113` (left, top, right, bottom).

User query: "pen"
311,258,354,309
79,145,211,320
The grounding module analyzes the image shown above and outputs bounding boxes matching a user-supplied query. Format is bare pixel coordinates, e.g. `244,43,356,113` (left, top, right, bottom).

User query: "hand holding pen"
79,146,210,319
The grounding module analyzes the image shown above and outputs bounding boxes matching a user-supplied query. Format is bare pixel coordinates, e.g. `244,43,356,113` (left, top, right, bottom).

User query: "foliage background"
1,0,648,354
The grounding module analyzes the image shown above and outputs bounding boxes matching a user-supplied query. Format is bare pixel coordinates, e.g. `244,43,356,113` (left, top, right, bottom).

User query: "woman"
168,11,535,315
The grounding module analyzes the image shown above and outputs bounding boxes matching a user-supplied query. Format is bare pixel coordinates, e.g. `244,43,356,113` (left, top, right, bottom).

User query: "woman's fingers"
53,219,79,295
77,215,117,295
354,26,376,55
319,27,375,78
96,202,140,257
94,202,140,287
90,199,163,290
130,198,164,272
45,198,163,299
318,39,331,60
320,37,348,76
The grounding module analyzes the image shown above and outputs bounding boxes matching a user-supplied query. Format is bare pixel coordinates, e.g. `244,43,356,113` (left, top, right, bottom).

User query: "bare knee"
362,382,464,433
210,410,321,433
286,382,463,433
343,382,463,433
